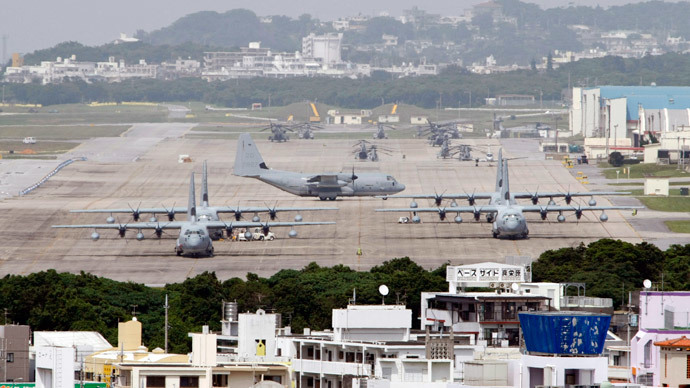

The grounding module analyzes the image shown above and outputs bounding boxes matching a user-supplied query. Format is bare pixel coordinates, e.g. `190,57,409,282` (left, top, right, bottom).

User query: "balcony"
294,359,372,376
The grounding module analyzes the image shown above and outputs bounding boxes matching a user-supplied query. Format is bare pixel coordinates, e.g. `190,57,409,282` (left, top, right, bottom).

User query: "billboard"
519,312,611,355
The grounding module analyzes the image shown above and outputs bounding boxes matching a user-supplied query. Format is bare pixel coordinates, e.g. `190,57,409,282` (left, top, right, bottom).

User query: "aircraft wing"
53,221,336,230
519,205,643,213
305,175,349,188
200,221,336,228
70,207,187,214
212,206,338,214
376,206,501,214
53,221,190,230
512,191,630,200
377,194,494,200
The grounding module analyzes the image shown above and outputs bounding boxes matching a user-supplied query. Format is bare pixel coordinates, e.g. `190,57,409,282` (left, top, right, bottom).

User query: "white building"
302,33,343,64
36,346,75,388
631,291,690,386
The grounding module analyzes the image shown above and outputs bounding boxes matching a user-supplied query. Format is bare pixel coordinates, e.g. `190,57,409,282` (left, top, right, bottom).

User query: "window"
7,353,13,363
146,376,165,388
212,374,228,387
180,376,199,388
687,354,690,378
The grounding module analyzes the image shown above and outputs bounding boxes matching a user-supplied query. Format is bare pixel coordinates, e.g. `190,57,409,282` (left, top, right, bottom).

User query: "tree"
609,151,624,167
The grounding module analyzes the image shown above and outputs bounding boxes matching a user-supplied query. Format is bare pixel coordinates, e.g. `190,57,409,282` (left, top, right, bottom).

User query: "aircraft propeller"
162,202,176,221
433,189,446,206
128,202,142,221
351,166,358,182
438,207,447,221
266,202,279,220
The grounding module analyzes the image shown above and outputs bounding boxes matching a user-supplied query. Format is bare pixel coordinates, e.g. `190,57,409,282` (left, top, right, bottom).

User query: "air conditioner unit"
490,283,496,288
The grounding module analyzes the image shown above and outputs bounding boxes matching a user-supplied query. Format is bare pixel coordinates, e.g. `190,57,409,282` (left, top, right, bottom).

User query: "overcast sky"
1,0,658,57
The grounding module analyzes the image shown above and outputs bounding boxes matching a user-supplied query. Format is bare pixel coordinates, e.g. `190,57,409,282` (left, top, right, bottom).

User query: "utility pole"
164,294,169,354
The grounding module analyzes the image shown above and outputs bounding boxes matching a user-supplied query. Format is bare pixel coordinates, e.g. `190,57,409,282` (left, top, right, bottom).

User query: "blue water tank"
519,311,611,355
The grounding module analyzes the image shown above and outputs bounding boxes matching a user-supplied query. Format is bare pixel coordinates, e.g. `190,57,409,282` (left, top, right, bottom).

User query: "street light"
616,170,620,183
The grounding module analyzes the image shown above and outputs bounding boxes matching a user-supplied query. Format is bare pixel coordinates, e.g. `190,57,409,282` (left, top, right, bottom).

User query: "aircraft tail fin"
234,133,268,177
202,160,209,207
495,148,503,192
188,173,197,222
501,158,511,203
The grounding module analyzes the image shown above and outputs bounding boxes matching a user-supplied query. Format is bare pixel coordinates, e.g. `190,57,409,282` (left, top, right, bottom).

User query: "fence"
19,157,87,196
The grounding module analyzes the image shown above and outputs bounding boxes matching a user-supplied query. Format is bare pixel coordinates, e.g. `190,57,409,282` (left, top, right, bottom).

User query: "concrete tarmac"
0,132,649,283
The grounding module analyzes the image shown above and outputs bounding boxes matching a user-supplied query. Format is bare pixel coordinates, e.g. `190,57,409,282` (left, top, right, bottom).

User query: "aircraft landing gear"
492,231,498,239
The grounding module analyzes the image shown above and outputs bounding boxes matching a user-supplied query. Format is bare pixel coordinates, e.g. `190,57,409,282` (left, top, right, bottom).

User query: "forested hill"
140,9,322,52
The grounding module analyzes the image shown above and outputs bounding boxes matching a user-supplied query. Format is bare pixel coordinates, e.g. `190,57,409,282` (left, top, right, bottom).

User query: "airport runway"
0,131,648,283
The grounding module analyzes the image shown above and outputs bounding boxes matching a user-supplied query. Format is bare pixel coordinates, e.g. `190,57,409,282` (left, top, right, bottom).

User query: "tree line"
1,240,689,353
6,52,690,108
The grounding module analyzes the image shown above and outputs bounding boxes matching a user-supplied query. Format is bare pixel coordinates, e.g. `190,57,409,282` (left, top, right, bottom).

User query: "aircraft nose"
504,218,520,231
397,183,406,192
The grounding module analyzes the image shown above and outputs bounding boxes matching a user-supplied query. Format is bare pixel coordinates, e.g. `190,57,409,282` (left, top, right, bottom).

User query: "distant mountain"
139,9,322,52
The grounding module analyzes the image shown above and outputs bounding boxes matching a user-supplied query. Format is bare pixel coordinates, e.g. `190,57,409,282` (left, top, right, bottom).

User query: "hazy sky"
1,0,656,57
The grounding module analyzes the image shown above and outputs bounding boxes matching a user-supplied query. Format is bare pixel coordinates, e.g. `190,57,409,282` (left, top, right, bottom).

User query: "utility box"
644,177,670,196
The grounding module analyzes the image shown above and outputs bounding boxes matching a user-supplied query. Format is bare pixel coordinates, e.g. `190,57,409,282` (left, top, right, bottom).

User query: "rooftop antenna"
349,288,356,305
131,304,138,317
164,294,169,353
378,284,389,305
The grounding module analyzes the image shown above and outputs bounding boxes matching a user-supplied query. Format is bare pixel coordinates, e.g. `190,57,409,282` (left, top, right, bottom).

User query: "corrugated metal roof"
588,86,690,121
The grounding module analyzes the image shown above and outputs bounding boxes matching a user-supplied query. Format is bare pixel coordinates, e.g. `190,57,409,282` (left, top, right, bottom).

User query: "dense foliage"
533,239,690,307
0,258,447,353
7,52,690,108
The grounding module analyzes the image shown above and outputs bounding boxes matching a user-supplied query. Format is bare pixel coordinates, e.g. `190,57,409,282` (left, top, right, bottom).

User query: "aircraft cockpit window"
387,176,393,181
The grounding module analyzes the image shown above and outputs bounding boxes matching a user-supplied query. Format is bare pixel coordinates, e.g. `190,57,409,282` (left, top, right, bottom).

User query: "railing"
294,359,372,376
560,296,613,308
19,157,87,196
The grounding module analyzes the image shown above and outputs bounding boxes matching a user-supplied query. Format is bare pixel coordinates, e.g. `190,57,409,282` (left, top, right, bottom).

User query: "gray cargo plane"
70,161,337,239
234,133,405,200
53,174,335,257
377,149,642,239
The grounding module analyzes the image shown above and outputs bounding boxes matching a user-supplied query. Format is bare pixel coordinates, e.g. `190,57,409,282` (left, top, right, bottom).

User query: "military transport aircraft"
376,149,641,239
53,174,334,257
70,161,336,240
234,133,405,200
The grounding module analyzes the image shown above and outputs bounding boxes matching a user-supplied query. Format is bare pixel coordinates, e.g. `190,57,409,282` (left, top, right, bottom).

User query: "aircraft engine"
224,226,233,238
136,231,145,241
454,215,463,223
106,216,115,224
531,194,539,205
244,231,253,240
557,214,566,223
540,208,548,220
565,193,573,204
149,216,158,223
234,212,242,221
473,210,481,221
589,197,597,206
467,196,476,206
154,226,163,238
438,209,447,221
575,208,583,220
252,215,261,222
412,215,421,223
262,225,270,236
118,226,126,238
166,210,176,221
294,214,303,222
410,201,418,208
269,210,278,220
486,214,495,223
91,232,100,241
600,212,608,222
288,229,298,238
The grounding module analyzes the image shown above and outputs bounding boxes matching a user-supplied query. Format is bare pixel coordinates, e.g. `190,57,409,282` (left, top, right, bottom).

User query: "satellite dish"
511,283,519,292
379,285,389,296
643,279,652,289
